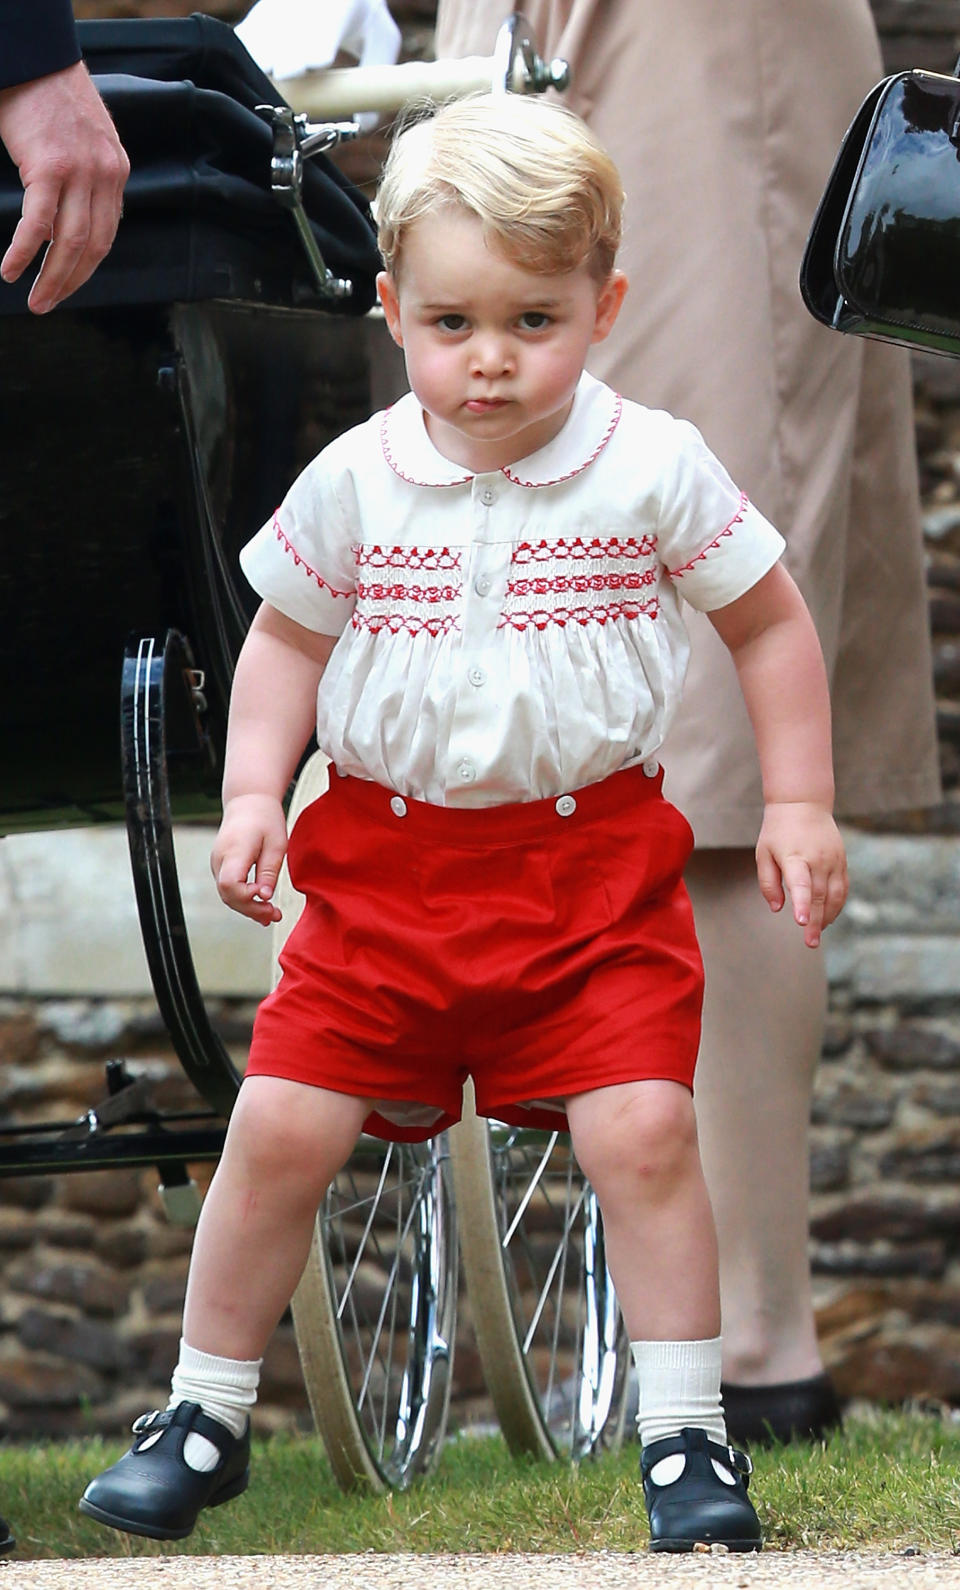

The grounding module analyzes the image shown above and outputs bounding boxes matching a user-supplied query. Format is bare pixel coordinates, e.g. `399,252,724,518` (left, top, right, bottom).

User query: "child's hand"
755,801,848,949
210,794,288,926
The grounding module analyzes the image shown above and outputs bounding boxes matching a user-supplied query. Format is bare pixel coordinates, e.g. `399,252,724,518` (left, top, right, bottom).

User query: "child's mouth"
465,398,509,413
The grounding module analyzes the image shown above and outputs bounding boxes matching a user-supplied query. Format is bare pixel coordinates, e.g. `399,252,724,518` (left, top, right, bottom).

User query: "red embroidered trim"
512,533,655,564
506,569,657,599
356,581,461,605
379,410,473,488
355,544,462,572
499,597,660,632
352,612,460,637
273,515,353,598
502,393,623,487
669,493,749,578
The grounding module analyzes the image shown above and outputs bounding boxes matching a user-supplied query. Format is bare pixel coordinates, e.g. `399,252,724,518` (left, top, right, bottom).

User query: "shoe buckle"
729,1444,752,1477
131,1409,163,1435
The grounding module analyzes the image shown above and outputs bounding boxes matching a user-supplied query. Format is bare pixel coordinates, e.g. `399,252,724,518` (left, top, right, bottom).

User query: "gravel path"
8,1553,960,1590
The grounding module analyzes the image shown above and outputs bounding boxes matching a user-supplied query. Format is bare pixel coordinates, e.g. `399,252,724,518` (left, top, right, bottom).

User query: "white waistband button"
642,759,660,779
389,796,408,817
555,794,577,817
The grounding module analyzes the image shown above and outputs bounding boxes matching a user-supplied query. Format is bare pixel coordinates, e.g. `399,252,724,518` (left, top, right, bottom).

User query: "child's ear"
377,271,404,347
591,270,628,344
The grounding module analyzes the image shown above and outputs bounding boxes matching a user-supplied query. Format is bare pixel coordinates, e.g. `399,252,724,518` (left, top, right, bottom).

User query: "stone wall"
1,0,959,1439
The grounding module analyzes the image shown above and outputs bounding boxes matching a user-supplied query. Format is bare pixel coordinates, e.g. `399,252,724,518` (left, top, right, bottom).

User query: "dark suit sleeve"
0,0,81,92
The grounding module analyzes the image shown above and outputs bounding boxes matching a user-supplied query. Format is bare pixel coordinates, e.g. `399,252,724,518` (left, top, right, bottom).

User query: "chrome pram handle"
278,14,570,121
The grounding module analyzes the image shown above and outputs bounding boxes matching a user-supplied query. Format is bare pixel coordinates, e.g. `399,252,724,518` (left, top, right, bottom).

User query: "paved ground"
8,1553,960,1590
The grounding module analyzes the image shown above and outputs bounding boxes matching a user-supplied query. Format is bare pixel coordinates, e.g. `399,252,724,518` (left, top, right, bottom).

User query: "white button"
555,795,577,817
390,796,407,817
642,759,660,778
474,574,492,597
468,666,487,687
458,760,477,783
480,486,496,506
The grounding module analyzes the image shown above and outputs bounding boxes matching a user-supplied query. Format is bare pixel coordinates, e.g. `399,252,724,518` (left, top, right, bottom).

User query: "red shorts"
246,763,704,1142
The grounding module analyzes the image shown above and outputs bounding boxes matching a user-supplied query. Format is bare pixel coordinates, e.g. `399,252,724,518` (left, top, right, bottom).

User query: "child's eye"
518,312,551,330
436,314,468,332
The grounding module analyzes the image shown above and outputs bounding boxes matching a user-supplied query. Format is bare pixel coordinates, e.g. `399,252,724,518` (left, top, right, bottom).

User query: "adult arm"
0,0,129,314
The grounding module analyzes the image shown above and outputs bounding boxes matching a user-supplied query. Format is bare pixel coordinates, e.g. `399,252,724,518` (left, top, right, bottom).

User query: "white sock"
138,1339,261,1472
632,1337,734,1487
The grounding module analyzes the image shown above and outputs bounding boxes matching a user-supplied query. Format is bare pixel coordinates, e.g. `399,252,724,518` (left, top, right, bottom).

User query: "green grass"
4,1407,960,1561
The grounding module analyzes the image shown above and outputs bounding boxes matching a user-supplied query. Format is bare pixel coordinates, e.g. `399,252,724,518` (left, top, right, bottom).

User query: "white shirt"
240,373,785,807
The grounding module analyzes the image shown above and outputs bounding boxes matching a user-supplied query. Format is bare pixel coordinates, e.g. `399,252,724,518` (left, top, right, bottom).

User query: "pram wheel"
449,1098,629,1460
275,755,458,1491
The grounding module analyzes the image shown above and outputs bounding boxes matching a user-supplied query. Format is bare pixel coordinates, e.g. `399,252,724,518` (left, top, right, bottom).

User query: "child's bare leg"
79,1076,370,1542
566,1079,761,1552
182,1076,370,1360
566,1079,719,1342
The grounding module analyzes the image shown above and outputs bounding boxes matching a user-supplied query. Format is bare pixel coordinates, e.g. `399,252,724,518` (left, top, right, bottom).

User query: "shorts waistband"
325,760,666,847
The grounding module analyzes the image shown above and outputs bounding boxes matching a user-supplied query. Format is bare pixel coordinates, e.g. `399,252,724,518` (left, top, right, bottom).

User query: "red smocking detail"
498,597,660,632
355,545,462,572
512,533,656,564
357,581,461,605
502,393,623,487
669,493,749,578
506,570,657,600
352,612,460,637
379,410,473,488
273,515,353,598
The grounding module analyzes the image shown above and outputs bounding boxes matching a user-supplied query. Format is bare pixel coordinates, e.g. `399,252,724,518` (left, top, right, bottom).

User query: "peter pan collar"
379,371,622,489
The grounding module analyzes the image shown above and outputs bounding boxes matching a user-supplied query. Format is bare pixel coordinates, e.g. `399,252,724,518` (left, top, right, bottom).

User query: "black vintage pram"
1,13,380,1121
0,14,629,1493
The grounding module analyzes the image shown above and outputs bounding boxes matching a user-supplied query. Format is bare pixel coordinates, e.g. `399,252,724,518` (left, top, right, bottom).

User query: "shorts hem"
243,1056,462,1144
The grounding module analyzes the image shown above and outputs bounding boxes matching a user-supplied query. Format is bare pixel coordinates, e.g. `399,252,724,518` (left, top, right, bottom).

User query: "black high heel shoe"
641,1426,762,1553
79,1401,250,1541
721,1371,842,1447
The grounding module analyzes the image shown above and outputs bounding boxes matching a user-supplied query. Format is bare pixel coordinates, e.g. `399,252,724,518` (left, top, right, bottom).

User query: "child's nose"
471,333,513,377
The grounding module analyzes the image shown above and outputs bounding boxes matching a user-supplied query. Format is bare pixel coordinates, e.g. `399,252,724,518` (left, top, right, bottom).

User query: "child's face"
377,208,626,473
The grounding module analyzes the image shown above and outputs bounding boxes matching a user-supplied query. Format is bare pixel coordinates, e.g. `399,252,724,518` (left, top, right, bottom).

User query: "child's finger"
219,876,282,925
822,865,849,929
254,837,287,903
755,845,785,912
215,849,256,899
781,856,813,929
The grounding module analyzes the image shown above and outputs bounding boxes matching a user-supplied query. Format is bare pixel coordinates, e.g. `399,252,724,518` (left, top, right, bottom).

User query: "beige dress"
436,0,941,844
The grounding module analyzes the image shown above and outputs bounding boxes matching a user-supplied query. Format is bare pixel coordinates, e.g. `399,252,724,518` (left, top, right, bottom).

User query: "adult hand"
0,60,129,315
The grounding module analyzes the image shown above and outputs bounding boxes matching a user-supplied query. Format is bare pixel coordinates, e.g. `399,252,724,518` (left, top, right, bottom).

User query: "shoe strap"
131,1401,241,1455
641,1427,753,1482
131,1408,171,1438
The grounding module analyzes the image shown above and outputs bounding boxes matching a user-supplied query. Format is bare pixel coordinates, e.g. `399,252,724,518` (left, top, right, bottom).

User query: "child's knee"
572,1083,700,1200
224,1079,361,1187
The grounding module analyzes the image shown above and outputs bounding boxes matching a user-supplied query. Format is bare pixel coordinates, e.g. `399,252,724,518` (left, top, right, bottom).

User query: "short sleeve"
239,450,358,635
655,419,785,611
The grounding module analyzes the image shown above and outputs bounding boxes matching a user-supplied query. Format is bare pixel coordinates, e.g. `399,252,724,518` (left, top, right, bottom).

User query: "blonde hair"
376,93,623,282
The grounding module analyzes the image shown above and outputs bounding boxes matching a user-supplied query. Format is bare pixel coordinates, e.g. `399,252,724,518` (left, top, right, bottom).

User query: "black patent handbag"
800,66,960,357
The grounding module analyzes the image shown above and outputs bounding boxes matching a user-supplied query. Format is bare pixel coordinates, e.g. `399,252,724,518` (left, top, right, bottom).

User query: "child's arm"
211,602,337,926
708,562,848,948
